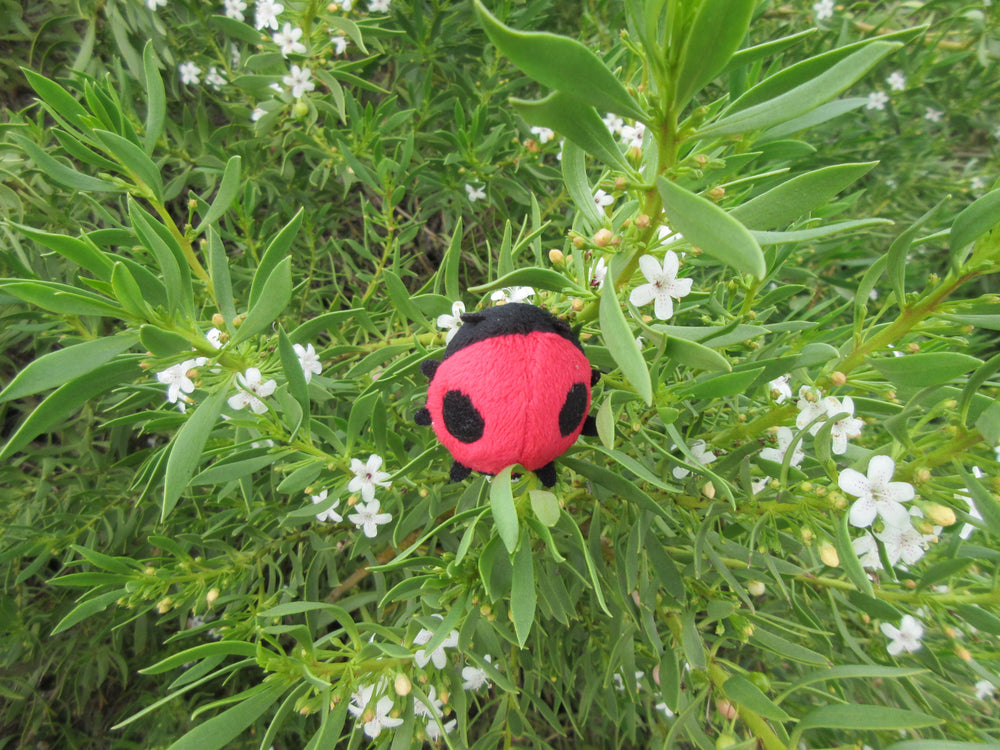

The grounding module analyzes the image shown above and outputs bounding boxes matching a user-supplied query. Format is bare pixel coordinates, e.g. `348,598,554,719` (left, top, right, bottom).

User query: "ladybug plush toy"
415,303,599,487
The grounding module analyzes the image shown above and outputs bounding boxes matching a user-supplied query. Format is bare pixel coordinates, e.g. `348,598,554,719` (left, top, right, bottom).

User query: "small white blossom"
311,490,342,523
852,533,883,570
255,0,284,30
413,624,459,669
971,176,987,195
825,395,864,455
413,685,443,719
759,426,804,469
146,0,167,9
179,61,202,86
612,671,645,692
629,251,692,321
975,679,996,701
156,358,204,405
223,0,247,20
337,0,353,9
227,368,277,414
465,183,486,202
769,374,793,404
251,106,267,122
205,67,226,90
425,717,457,742
866,91,889,111
839,455,915,529
656,222,682,245
348,454,392,503
795,385,827,433
603,113,624,134
437,300,466,343
358,695,401,738
491,286,535,304
368,0,391,11
880,614,924,656
924,107,944,123
590,257,608,289
274,23,306,56
462,655,493,690
331,35,348,55
813,0,834,20
619,122,645,150
347,499,392,537
672,439,717,479
593,189,614,209
886,71,906,91
282,64,315,97
958,466,985,539
875,521,929,567
529,125,555,144
655,702,675,718
205,327,224,349
293,342,322,383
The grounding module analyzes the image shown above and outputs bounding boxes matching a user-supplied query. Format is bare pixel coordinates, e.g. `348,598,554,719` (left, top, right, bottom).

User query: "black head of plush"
443,302,582,359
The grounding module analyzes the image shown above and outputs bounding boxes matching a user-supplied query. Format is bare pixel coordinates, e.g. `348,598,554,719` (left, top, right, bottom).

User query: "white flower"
361,696,401,738
255,0,284,30
886,71,906,91
629,252,692,321
768,374,793,404
590,257,608,290
603,113,624,134
824,396,864,455
852,533,883,570
880,614,924,656
349,454,392,503
759,426,804,469
283,64,315,97
205,327,224,349
347,499,392,537
975,679,996,701
337,0,353,9
227,368,277,414
994,123,1000,141
813,0,834,20
179,61,202,86
205,67,226,90
971,176,987,195
612,671,645,692
656,223,683,245
530,126,555,144
146,0,167,9
425,717,457,742
465,183,486,202
795,386,827,433
311,490,342,523
655,702,675,718
958,466,985,539
251,106,267,122
293,342,322,383
274,23,306,56
437,300,466,343
413,685,444,719
672,439,716,479
461,655,493,690
866,91,889,111
413,624,459,669
223,0,247,21
839,455,915,529
593,189,614,209
619,122,645,150
331,35,348,55
875,521,928,567
924,107,944,123
156,358,204,405
491,286,535,304
368,0,391,11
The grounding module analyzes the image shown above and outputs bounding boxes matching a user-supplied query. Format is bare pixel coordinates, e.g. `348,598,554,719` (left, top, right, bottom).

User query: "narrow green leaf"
195,155,242,234
384,270,431,329
885,197,949,304
139,325,196,358
473,0,644,121
886,742,1000,750
142,42,166,155
951,187,1000,253
0,332,137,403
600,280,653,405
111,261,151,319
749,627,828,666
510,538,536,647
798,704,940,732
166,684,286,750
129,198,191,318
0,280,124,317
868,352,982,388
954,463,1000,535
95,129,164,201
51,590,124,635
278,326,310,427
595,397,615,450
468,267,577,295
730,162,878,231
192,452,276,486
207,228,237,330
680,367,763,399
0,357,142,462
834,509,875,597
249,209,303,309
753,219,894,245
441,217,463,300
662,336,732,372
672,0,756,110
528,490,560,527
561,140,604,227
140,642,260,675
511,91,636,175
12,133,125,193
656,176,765,278
21,68,91,131
778,665,926,702
558,510,610,615
230,257,293,345
162,386,229,521
722,675,791,721
490,466,519,554
11,223,115,280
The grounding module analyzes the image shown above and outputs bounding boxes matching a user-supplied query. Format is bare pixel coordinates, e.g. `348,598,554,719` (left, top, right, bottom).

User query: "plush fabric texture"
424,330,592,476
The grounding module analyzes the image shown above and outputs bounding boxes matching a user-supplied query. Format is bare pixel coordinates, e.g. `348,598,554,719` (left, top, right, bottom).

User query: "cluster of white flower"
153,328,229,411
812,0,835,21
490,286,534,305
794,385,864,455
309,454,393,535
529,125,555,144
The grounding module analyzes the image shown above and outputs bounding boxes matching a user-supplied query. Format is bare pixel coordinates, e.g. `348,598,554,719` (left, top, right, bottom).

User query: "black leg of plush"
535,462,557,487
450,461,472,482
581,415,598,437
414,407,431,426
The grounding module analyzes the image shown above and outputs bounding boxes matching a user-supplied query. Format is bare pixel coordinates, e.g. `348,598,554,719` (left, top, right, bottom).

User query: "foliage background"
1,0,999,748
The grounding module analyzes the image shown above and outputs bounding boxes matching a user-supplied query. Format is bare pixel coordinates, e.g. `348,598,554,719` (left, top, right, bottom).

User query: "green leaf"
384,270,431,329
529,490,560,527
749,627,828,666
206,228,237,330
696,42,902,139
139,325,196,358
22,68,91,132
722,675,790,722
730,162,878,231
595,397,615,450
473,0,644,121
11,223,115,280
230,257,293,345
951,187,1000,253
680,367,763,400
656,176,765,278
510,537,536,648
142,42,166,155
672,0,756,110
111,261,151,319
662,336,732,372
0,332,137,403
195,155,242,234
192,452,277,486
885,197,949,304
834,509,875,597
129,198,191,319
51,589,125,635
778,665,926,702
162,386,229,521
0,280,124,317
490,466,519,555
441,217,463,300
868,352,982,388
886,743,1000,750
511,91,636,175
140,642,260,675
561,140,604,227
953,463,1000,535
753,218,894,245
12,133,125,193
166,683,286,750
249,209,303,309
797,704,941,732
95,129,164,201
0,356,141,462
468,267,577,295
600,279,653,405
278,326,310,429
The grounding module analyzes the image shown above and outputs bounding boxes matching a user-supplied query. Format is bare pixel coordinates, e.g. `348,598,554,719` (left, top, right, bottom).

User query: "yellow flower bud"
394,673,412,696
830,371,847,386
926,504,956,527
819,541,839,567
211,312,225,328
156,597,173,614
548,248,565,265
747,580,765,597
206,588,220,604
593,228,613,247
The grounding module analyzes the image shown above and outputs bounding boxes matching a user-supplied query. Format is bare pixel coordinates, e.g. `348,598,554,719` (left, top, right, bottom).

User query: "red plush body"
415,303,597,486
